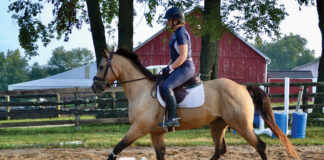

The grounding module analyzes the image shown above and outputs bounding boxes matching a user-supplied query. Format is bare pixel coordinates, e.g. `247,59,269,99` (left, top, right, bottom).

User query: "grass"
0,124,323,149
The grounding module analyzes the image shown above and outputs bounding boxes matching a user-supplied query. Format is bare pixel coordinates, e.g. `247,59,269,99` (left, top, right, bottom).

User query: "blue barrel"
291,112,307,138
253,112,260,128
272,113,288,138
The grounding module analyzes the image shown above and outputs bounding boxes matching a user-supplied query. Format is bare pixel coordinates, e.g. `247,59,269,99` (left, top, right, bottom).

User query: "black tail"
247,86,299,159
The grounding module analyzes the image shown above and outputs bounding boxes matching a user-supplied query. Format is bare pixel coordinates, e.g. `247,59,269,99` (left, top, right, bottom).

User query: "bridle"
93,51,148,88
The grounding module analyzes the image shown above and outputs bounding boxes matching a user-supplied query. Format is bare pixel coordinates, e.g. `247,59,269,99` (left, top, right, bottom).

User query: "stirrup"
158,117,180,132
164,118,180,127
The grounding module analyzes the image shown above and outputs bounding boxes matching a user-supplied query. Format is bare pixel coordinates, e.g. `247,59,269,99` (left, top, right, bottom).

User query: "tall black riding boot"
159,88,179,128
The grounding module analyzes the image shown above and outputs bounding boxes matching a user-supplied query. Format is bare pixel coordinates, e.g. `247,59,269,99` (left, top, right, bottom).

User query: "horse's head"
92,48,119,94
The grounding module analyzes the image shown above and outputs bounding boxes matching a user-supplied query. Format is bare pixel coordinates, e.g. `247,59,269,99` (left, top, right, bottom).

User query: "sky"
0,1,321,66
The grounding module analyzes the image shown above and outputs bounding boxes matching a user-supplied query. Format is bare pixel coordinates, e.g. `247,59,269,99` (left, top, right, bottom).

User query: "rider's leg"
158,65,194,127
159,85,179,127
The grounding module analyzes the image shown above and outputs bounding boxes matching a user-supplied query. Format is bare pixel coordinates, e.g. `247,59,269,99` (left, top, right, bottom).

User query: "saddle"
159,74,201,103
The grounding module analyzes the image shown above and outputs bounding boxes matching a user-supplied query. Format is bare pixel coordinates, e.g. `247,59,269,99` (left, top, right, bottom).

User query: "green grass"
0,124,323,149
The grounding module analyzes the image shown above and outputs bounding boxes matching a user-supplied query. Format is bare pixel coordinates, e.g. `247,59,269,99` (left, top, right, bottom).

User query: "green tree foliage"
46,46,94,75
8,0,117,62
0,50,29,90
28,62,49,81
256,34,316,71
0,52,6,90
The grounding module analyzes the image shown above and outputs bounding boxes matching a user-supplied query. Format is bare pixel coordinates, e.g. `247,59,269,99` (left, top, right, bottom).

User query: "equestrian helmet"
163,7,185,23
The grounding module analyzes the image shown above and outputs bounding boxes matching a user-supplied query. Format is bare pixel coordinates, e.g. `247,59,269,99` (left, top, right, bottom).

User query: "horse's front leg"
150,132,166,160
107,122,150,160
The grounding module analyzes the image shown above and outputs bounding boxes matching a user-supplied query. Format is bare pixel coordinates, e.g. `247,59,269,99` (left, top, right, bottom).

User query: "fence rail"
0,87,126,129
244,82,324,87
244,82,324,112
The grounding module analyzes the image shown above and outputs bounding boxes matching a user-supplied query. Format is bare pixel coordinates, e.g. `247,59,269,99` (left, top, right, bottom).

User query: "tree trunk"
86,0,108,67
118,0,133,51
200,0,221,81
314,0,324,115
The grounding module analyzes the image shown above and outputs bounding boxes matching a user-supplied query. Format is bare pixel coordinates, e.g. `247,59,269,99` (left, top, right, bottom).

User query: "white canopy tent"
8,63,165,90
8,63,97,90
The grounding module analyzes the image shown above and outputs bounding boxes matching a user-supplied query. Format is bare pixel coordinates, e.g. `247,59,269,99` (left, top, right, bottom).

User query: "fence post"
74,87,81,131
110,92,116,109
5,95,10,120
56,93,61,118
284,77,290,135
296,86,304,112
95,96,98,108
302,87,309,113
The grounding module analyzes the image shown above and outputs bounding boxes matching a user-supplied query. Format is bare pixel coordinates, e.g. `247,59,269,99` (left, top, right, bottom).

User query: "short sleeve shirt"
169,26,192,63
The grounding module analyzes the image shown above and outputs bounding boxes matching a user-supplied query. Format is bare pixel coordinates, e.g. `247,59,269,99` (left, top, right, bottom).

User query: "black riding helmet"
163,7,185,23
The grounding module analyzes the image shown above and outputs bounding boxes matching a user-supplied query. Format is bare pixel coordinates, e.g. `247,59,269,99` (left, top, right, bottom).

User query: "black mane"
115,49,158,81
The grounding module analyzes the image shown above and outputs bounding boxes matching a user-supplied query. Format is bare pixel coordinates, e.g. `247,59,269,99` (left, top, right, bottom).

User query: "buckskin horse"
91,48,299,160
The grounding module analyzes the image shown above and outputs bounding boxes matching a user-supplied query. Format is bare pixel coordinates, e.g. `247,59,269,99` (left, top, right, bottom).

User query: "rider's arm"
170,44,188,70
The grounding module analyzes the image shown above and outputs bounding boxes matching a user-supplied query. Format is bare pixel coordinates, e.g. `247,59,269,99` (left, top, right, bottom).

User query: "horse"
91,48,299,160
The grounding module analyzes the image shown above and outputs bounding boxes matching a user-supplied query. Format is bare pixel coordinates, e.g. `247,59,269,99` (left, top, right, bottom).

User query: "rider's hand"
162,67,170,76
162,65,173,78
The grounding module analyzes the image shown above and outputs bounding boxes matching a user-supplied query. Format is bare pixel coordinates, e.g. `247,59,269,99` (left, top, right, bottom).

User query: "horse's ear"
102,48,109,59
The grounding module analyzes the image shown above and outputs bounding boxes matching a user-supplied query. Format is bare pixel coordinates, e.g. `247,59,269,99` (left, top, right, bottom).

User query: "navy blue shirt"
169,26,193,67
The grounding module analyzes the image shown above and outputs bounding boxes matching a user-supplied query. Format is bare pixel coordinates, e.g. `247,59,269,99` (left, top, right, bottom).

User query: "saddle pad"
157,83,205,108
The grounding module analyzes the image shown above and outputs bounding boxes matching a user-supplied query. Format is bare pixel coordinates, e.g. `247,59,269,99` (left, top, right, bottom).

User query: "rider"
159,7,195,128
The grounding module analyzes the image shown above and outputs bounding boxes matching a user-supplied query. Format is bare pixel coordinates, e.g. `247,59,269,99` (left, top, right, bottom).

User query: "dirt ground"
0,145,323,160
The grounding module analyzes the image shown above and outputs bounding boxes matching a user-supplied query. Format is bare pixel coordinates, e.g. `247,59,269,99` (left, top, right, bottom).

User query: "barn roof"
268,70,313,79
292,58,319,70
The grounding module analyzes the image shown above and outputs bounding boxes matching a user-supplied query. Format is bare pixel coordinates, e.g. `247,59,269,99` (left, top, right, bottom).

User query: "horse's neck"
119,64,155,100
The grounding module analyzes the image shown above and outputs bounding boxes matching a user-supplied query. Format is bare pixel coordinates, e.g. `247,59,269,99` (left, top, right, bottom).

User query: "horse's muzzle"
91,82,105,94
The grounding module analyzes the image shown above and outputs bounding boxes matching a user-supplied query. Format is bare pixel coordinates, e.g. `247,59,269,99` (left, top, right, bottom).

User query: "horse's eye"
99,65,104,70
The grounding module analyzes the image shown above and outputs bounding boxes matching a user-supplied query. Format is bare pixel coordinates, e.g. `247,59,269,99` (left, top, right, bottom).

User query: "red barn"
268,71,314,102
134,12,269,84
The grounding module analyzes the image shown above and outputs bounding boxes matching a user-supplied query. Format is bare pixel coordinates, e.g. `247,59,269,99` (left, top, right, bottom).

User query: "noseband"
93,51,148,88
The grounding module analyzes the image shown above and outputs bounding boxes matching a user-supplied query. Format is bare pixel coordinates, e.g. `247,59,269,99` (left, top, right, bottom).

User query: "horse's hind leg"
209,118,228,160
107,123,150,160
236,127,267,160
150,132,166,160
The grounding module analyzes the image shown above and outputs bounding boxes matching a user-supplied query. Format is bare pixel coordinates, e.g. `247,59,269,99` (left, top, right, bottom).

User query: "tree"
118,0,133,51
296,0,323,116
0,49,29,91
256,34,316,71
28,62,49,80
8,0,118,66
198,0,287,80
0,52,7,90
46,46,94,75
199,0,221,80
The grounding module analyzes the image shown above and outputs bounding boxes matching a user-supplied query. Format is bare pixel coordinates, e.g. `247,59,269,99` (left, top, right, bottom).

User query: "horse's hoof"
107,153,117,160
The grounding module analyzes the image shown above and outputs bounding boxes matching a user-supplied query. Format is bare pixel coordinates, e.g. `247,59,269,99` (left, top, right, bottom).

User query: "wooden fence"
0,87,127,129
244,82,324,111
0,82,323,128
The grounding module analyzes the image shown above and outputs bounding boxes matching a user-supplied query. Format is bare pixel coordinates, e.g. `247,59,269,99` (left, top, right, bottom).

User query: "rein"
93,51,148,87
